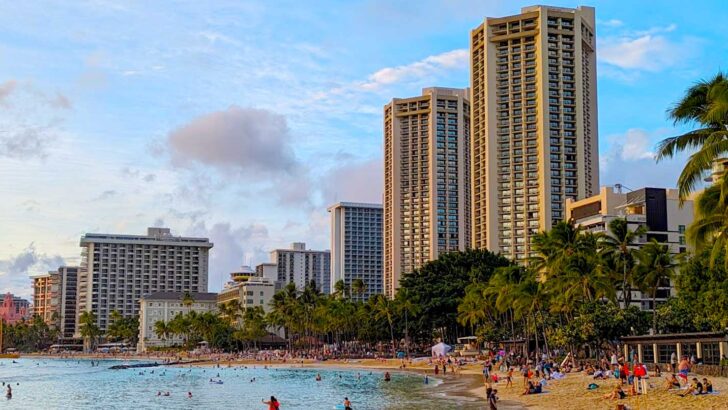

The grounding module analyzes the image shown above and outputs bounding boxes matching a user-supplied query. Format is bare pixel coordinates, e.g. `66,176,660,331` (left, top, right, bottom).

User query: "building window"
703,342,720,365
658,344,676,364
678,225,686,233
642,345,654,364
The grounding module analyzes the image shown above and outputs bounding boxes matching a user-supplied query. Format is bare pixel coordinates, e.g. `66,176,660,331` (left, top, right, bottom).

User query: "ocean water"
0,358,480,409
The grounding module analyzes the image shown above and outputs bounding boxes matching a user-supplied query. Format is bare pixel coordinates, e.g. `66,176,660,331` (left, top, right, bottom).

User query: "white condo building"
328,202,383,301
76,227,213,335
270,243,331,293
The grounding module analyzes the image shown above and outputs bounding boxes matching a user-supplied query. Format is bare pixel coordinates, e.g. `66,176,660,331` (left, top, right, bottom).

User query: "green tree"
601,218,647,307
457,284,489,335
372,294,396,358
181,291,195,312
79,311,101,352
351,278,366,299
333,279,349,300
656,72,728,200
398,249,511,342
154,320,171,347
634,240,678,331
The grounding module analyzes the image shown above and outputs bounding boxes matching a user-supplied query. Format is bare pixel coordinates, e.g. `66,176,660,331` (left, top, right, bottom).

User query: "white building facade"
137,291,218,352
270,243,331,294
328,202,383,301
77,227,213,335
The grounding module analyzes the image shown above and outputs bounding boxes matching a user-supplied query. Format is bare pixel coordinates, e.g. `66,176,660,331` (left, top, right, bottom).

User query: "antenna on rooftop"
614,183,634,194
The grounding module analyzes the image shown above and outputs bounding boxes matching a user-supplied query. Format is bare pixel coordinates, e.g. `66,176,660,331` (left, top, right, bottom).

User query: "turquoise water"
0,359,476,409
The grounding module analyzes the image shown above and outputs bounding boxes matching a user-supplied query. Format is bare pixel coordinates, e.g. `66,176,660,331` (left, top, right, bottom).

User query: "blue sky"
1,0,727,298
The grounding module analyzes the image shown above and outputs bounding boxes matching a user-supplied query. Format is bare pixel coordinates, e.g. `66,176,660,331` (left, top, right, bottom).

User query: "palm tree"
685,181,728,267
530,220,593,281
635,240,677,332
656,72,728,200
601,218,647,308
395,288,420,358
333,279,349,300
154,320,171,347
457,284,488,335
181,291,195,313
372,294,396,358
351,278,366,299
220,300,243,326
79,311,101,352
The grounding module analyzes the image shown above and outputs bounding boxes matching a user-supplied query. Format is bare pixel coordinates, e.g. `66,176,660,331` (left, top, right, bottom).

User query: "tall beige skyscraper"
384,87,471,297
470,5,599,260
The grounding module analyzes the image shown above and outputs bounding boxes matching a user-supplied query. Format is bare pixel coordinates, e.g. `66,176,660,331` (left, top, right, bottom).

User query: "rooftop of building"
80,227,213,247
270,242,330,253
140,291,218,302
327,202,383,211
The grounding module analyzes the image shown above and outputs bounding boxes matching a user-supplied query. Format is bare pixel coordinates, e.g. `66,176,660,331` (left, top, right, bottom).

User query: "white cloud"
0,244,66,299
184,221,270,292
359,49,468,90
600,128,686,189
600,35,673,71
0,125,56,160
598,24,697,73
321,157,383,205
616,128,656,161
0,80,72,159
598,19,623,28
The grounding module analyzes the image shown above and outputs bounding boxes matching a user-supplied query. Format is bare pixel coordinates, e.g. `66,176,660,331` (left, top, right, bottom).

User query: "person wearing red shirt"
633,362,648,394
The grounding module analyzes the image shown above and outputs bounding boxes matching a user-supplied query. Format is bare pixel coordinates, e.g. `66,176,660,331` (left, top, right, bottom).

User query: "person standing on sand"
486,387,497,410
677,356,690,384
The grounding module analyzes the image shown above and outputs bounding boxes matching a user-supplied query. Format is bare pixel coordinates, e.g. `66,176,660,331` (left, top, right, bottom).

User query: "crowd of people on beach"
466,346,724,409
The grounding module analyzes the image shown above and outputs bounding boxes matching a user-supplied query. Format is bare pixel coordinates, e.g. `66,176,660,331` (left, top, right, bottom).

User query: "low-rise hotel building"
0,293,31,324
566,186,694,310
137,291,218,352
217,276,276,312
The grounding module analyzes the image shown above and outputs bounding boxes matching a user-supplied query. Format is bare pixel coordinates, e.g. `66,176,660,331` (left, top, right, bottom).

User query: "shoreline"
23,354,728,409
20,354,527,408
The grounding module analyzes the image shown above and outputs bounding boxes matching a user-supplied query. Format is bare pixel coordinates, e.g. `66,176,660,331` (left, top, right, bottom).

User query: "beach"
186,357,728,409
21,354,728,409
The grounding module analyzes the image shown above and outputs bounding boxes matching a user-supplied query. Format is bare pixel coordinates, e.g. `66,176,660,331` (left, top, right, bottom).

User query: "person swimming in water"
384,372,391,382
187,392,193,398
316,373,322,381
343,397,352,410
5,385,11,399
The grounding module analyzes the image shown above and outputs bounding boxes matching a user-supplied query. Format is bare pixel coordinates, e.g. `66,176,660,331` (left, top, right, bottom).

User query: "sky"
1,0,727,299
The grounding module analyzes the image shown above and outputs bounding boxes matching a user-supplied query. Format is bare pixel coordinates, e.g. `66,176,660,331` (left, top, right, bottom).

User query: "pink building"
0,293,31,324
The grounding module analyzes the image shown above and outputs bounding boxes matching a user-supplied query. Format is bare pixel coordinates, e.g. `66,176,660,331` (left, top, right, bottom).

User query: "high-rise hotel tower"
384,87,471,297
470,5,599,260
